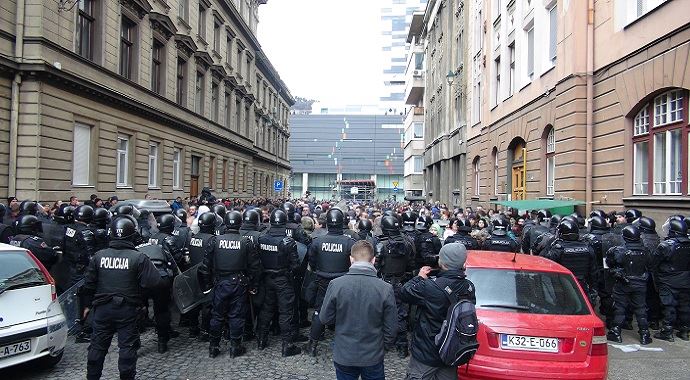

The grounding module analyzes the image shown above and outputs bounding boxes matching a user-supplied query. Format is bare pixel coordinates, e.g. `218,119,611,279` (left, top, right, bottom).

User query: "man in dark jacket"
401,243,476,380
319,240,397,379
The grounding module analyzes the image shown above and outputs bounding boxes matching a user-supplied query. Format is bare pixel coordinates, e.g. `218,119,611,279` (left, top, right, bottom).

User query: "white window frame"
508,42,515,96
546,128,555,153
653,129,682,195
654,90,683,127
633,140,649,195
548,4,557,65
634,107,650,136
148,142,159,188
546,156,555,196
493,151,499,195
413,122,424,139
526,26,534,80
474,159,480,196
173,148,182,189
72,123,91,186
413,156,424,174
116,135,129,187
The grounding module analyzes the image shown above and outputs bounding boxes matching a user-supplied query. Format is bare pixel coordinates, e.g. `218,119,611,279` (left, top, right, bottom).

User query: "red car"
458,251,607,380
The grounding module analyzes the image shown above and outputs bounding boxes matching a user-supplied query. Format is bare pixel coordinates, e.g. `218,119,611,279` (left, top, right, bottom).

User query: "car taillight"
561,338,574,353
26,250,57,301
486,332,499,348
590,326,608,356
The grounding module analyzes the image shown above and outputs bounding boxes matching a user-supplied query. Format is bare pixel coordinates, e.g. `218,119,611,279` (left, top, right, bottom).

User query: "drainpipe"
9,0,26,197
585,0,594,215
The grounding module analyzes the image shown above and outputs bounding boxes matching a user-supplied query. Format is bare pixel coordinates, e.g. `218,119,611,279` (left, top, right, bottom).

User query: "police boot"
397,345,409,359
209,334,222,358
229,338,247,358
653,325,675,342
621,320,634,331
606,326,623,343
304,339,318,357
74,331,91,344
649,320,660,330
157,340,168,354
676,326,690,341
293,333,309,343
257,331,269,350
639,329,653,345
281,341,301,357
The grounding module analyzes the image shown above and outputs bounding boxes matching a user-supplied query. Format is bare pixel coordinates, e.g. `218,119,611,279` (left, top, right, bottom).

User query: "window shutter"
549,6,557,60
73,123,91,185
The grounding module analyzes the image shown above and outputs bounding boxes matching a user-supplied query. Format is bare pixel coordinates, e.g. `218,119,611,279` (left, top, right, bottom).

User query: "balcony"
404,67,424,105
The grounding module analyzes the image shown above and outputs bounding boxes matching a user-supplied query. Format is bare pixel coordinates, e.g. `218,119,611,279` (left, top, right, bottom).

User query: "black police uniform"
91,224,109,252
240,225,262,249
482,232,519,252
544,237,597,297
286,220,311,245
150,231,185,267
199,229,262,357
375,232,415,356
82,239,162,380
525,223,550,254
0,221,13,244
640,226,662,327
10,234,58,270
185,230,216,335
171,223,192,265
653,235,690,340
444,231,479,251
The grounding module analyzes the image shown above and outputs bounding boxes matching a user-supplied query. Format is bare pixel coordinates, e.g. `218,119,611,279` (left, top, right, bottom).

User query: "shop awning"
489,199,585,215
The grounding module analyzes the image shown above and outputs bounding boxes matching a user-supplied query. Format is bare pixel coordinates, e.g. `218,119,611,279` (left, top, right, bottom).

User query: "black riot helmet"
492,218,509,236
174,208,188,222
669,215,685,222
14,215,42,235
357,218,373,233
243,209,260,225
19,201,38,216
198,212,218,233
157,214,176,233
381,215,401,234
416,215,434,231
557,219,579,241
622,225,641,242
294,214,302,224
75,205,94,223
401,211,419,231
112,204,141,219
283,202,296,221
212,204,227,220
109,215,139,241
590,209,607,220
537,209,552,223
270,209,288,227
224,211,243,231
0,203,5,219
549,215,562,228
668,219,688,237
625,209,642,224
638,216,656,233
93,208,111,227
561,215,578,226
60,205,76,224
570,213,585,228
589,216,609,232
326,209,344,230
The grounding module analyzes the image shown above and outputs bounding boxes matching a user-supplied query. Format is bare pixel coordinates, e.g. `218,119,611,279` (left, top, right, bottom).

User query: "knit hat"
439,243,468,271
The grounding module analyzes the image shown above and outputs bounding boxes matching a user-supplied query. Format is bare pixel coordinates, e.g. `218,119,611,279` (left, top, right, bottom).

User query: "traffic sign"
351,186,359,195
393,186,399,193
392,181,399,187
274,180,283,192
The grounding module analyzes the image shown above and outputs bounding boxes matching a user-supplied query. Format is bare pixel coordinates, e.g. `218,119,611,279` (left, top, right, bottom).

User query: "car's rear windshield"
0,251,46,294
466,268,590,315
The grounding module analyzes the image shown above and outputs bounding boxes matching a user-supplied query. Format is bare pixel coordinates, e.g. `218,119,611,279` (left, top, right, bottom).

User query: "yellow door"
512,166,525,200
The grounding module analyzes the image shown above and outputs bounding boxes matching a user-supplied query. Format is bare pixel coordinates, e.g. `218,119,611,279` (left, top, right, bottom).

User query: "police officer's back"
443,218,479,250
543,220,597,295
187,212,217,269
413,215,443,267
239,209,263,249
91,208,111,251
170,208,192,262
522,209,550,254
283,202,311,245
64,205,97,282
212,204,227,235
639,216,660,254
150,214,185,265
81,215,162,380
10,215,58,270
482,218,519,252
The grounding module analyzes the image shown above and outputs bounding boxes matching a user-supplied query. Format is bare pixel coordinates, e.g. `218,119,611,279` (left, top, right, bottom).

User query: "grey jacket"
319,262,398,367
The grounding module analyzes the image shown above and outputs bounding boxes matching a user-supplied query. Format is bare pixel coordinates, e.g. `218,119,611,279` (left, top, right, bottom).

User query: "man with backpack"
400,243,477,380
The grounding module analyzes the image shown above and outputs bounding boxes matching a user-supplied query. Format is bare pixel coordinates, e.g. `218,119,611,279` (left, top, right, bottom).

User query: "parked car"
0,244,67,370
459,251,607,380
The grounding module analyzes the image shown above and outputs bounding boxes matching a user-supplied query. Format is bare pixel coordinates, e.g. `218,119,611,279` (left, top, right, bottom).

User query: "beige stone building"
464,0,690,220
0,0,292,203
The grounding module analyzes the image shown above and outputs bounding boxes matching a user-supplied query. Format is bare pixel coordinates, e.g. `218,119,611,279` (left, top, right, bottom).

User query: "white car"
0,243,67,369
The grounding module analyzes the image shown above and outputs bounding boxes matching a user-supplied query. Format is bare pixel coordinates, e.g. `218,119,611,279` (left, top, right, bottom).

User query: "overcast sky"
258,1,382,106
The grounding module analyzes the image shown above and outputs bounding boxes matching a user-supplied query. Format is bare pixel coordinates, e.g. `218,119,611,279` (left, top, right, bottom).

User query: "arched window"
492,147,499,195
473,156,481,196
545,127,555,196
632,89,687,195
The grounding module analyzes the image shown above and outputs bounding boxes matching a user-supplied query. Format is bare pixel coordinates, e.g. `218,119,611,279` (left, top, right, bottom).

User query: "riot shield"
46,298,68,355
57,278,84,335
172,263,211,314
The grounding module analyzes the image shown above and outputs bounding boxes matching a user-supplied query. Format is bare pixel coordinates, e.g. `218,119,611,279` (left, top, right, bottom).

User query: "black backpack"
432,280,479,367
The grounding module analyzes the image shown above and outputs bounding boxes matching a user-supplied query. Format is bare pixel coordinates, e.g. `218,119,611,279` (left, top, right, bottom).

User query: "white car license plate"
501,334,558,353
0,340,31,358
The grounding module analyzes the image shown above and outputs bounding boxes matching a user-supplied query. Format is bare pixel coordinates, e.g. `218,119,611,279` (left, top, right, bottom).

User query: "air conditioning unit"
413,70,423,76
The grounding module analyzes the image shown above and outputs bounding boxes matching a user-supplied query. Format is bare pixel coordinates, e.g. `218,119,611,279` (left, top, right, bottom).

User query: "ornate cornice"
149,12,177,40
120,0,152,19
174,34,197,59
194,51,213,71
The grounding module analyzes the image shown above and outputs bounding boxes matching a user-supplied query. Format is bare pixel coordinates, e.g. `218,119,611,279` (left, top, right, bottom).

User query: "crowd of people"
1,191,689,380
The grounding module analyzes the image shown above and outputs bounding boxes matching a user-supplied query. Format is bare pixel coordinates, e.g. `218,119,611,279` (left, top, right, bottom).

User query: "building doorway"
191,155,201,198
507,137,526,200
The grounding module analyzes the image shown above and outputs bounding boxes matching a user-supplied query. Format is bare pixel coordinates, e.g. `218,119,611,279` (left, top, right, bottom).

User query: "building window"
173,148,181,189
176,58,187,106
493,56,501,106
148,142,159,188
625,0,668,25
245,104,250,136
76,0,95,60
245,55,251,82
225,91,232,129
195,71,205,114
222,159,228,190
526,26,534,79
546,127,555,196
213,19,221,52
233,161,238,191
633,140,649,195
211,81,219,122
120,16,136,80
654,90,683,127
237,48,243,77
473,157,480,196
198,4,206,40
413,122,424,139
209,156,216,189
151,40,164,94
73,123,91,186
235,99,242,133
492,148,499,195
179,0,188,21
226,34,233,66
549,5,557,64
116,136,129,187
508,42,515,96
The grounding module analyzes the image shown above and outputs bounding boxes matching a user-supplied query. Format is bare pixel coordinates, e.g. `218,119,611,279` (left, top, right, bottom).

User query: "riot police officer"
0,204,13,244
443,218,479,250
186,212,217,338
482,218,519,252
543,220,597,299
18,200,38,217
605,225,652,345
305,208,356,357
82,215,162,380
639,216,662,329
523,209,551,254
283,202,310,245
212,204,227,235
375,215,415,358
170,208,192,265
413,215,443,267
356,218,375,244
653,219,690,342
91,208,111,251
256,209,302,357
10,215,58,270
582,215,614,327
401,210,419,244
240,209,263,248
199,211,263,358
150,214,185,265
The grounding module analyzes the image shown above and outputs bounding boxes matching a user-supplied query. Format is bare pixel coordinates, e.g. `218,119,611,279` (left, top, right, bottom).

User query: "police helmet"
14,214,42,235
557,219,579,241
625,209,642,223
109,215,139,241
537,209,552,223
225,211,243,230
198,212,218,233
157,214,176,233
75,205,94,223
357,218,373,232
589,216,609,232
212,204,227,220
416,215,434,231
0,203,5,219
243,209,260,224
60,205,76,224
294,214,302,224
570,213,585,228
669,215,685,222
270,209,288,227
112,204,141,219
669,219,688,237
326,209,344,229
549,215,562,228
590,210,607,220
401,211,419,231
638,216,656,233
283,202,296,221
174,208,188,222
93,208,112,226
492,218,509,236
622,225,641,242
19,201,38,216
381,215,400,234
561,215,578,226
